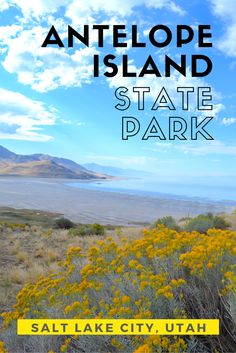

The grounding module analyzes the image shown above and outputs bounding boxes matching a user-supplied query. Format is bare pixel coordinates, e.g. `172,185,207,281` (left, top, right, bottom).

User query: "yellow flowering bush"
1,227,236,353
0,341,8,353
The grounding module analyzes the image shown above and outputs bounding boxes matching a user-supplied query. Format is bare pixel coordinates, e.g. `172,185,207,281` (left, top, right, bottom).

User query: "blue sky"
0,0,235,177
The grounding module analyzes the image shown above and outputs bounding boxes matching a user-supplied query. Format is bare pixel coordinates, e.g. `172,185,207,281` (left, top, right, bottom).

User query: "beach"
0,177,234,225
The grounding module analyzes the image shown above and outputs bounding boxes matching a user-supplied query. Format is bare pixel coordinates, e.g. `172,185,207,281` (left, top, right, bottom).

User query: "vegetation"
69,223,105,237
153,216,180,231
54,217,75,229
91,223,106,235
1,224,236,353
154,213,230,234
0,207,61,228
0,220,112,312
185,213,230,233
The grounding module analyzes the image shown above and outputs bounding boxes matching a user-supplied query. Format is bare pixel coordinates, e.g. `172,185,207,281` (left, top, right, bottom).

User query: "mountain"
0,146,107,180
0,145,17,159
83,163,154,177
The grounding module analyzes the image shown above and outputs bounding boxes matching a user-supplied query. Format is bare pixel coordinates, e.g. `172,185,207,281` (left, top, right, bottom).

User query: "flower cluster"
0,341,8,353
1,226,236,353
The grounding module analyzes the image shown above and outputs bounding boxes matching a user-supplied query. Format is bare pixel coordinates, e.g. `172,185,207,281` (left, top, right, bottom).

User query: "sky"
0,0,236,177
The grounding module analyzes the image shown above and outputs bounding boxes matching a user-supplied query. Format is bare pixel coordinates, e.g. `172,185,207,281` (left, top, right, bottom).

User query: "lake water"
67,175,236,204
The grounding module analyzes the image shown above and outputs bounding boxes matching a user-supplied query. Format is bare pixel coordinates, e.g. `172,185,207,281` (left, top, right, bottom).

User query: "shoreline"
66,180,236,205
0,176,235,225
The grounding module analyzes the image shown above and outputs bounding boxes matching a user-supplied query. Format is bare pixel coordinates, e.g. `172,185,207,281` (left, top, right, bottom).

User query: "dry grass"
223,210,236,230
9,240,20,255
48,262,61,274
9,264,46,285
44,248,61,262
9,268,30,285
16,251,29,264
1,210,234,312
0,221,142,311
34,247,45,259
0,288,11,308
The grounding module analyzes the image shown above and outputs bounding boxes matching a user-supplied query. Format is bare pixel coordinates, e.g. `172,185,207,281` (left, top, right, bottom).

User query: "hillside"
0,146,107,179
0,160,97,179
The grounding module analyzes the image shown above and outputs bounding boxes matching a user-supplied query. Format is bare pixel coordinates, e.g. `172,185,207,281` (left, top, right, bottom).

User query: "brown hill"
0,145,108,179
0,160,104,179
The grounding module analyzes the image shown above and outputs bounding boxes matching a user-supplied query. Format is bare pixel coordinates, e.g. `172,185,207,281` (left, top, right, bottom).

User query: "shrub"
68,223,105,237
68,225,91,237
185,213,230,233
68,227,81,236
2,227,236,353
54,217,74,229
0,341,7,353
0,221,28,231
153,215,180,231
91,223,105,235
213,215,230,229
185,214,213,233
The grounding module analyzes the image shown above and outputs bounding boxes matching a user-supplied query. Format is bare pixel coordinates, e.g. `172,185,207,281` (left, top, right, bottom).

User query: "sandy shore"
0,177,234,225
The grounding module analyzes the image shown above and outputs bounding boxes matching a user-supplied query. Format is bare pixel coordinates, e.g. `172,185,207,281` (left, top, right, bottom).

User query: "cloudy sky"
0,0,235,177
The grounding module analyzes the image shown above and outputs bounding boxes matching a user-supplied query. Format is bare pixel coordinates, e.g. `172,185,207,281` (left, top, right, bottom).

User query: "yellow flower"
164,292,174,299
129,259,138,268
0,341,8,353
207,262,214,269
116,265,124,274
121,295,131,304
133,344,151,353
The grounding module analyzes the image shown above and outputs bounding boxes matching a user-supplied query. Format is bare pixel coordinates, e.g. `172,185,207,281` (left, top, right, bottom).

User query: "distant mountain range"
83,163,154,177
0,145,153,180
0,146,106,180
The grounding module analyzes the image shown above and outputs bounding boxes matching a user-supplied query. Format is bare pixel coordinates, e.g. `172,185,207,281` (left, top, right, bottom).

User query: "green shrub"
68,223,105,237
185,215,213,233
82,225,93,236
185,213,230,233
213,215,230,229
91,223,105,235
68,228,81,236
54,217,74,229
153,215,180,231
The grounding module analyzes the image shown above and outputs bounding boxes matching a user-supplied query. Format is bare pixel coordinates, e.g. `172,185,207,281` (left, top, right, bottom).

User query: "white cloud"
0,24,23,39
221,117,236,126
60,119,73,124
210,0,236,18
210,0,236,57
0,25,98,92
216,22,236,57
178,140,236,156
0,88,57,141
0,0,10,11
0,0,185,92
0,24,23,54
10,0,70,18
0,0,185,20
66,0,185,24
212,103,225,117
152,140,236,156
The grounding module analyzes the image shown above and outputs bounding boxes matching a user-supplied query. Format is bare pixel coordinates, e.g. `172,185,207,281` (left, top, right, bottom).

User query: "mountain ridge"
83,163,154,177
0,146,107,180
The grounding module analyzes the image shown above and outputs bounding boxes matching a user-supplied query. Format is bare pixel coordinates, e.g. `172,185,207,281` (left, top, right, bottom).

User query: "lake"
67,175,236,204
